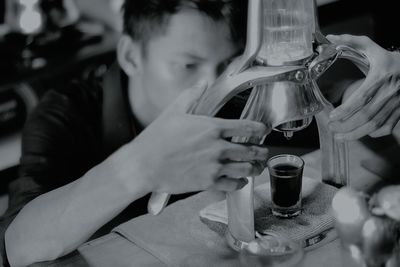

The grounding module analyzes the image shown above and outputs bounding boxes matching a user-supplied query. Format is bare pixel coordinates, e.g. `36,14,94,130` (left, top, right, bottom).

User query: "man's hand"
118,81,270,194
328,34,400,140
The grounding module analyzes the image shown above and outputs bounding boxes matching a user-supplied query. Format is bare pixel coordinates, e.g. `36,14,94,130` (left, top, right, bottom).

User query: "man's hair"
122,0,247,46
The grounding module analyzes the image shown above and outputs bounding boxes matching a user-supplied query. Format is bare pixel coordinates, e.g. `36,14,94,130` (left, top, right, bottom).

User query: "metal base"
272,209,301,218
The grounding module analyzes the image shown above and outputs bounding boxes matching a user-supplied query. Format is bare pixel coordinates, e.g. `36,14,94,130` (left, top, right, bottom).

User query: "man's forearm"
4,156,149,267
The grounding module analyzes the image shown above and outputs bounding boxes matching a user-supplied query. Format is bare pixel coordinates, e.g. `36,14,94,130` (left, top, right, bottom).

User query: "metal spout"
283,131,293,140
275,117,313,133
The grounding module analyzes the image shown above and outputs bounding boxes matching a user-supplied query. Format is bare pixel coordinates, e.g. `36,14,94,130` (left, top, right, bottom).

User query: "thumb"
326,34,380,56
171,80,208,114
326,34,365,49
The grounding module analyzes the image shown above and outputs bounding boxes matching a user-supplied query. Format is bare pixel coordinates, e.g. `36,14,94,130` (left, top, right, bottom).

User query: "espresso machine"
149,0,370,251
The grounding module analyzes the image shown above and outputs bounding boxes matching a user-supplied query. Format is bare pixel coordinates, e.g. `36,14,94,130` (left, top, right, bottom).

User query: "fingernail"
237,178,249,189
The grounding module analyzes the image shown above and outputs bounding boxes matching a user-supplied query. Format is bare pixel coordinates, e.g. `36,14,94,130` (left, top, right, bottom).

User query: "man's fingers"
330,84,394,132
218,119,270,140
333,97,399,140
217,161,264,178
369,108,400,138
330,76,383,121
334,121,380,141
210,177,249,192
369,125,394,138
326,34,380,55
219,142,269,162
327,34,387,121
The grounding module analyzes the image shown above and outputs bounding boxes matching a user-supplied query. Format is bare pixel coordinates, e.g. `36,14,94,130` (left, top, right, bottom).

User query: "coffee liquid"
270,164,302,207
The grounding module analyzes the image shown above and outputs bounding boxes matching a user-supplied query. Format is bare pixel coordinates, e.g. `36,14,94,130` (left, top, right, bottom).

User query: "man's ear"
117,35,142,76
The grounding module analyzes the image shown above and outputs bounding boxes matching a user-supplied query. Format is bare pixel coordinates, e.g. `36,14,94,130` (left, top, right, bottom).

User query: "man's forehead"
166,9,233,40
141,7,240,60
180,1,233,17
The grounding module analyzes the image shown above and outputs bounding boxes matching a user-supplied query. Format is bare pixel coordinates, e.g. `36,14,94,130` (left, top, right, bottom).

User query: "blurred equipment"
332,186,400,267
0,0,105,82
5,0,79,34
0,83,36,135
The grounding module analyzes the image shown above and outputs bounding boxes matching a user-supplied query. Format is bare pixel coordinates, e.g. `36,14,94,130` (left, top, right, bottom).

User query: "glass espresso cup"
267,154,304,218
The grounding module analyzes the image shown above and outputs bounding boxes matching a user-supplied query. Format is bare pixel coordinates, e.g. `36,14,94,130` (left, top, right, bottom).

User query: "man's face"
129,8,241,126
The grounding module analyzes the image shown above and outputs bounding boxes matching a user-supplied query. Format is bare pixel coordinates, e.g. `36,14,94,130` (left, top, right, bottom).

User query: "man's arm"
4,81,270,267
3,80,147,266
5,153,150,267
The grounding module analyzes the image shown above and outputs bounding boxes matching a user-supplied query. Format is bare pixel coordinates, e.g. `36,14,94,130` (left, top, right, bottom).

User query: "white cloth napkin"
199,176,338,250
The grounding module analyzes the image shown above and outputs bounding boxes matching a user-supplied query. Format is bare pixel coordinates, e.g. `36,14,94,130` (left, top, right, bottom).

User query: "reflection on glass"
258,0,315,65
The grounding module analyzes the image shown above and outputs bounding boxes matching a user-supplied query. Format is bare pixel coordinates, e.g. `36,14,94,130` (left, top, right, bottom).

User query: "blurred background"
0,0,397,214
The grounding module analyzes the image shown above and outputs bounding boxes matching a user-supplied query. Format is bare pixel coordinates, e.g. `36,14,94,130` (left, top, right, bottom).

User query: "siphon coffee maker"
148,0,371,251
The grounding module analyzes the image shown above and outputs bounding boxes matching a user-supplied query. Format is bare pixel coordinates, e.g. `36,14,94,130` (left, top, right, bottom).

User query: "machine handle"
336,44,370,75
310,42,370,80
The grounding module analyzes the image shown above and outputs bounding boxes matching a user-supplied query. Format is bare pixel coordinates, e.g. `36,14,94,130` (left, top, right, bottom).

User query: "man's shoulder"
22,62,132,156
39,62,122,112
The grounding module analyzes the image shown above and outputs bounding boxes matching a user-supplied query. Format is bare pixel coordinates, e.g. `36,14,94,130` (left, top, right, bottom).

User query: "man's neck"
127,78,156,128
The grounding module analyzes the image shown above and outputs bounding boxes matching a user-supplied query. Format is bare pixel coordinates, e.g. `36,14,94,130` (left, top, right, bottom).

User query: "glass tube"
258,0,315,65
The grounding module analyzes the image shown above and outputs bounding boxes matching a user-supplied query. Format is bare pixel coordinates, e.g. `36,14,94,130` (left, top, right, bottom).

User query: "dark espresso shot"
267,154,304,218
270,164,303,207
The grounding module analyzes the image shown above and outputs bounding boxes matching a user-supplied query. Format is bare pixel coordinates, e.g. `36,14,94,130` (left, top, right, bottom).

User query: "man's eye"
183,63,198,70
173,63,198,73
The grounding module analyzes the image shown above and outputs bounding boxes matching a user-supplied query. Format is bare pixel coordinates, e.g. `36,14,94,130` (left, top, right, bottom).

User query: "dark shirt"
0,63,149,265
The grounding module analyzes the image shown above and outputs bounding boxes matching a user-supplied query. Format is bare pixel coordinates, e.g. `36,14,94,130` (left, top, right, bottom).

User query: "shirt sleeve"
0,80,103,265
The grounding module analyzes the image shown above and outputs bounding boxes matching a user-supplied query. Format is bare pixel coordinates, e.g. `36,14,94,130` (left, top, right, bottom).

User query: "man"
2,0,399,266
1,1,271,266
